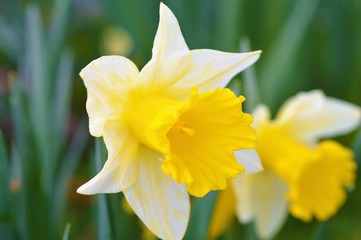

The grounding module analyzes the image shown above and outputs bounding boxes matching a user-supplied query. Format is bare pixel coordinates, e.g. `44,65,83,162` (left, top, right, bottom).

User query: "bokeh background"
0,0,360,239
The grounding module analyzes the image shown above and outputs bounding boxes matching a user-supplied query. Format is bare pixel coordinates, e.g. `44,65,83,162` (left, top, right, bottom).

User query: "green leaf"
107,194,142,240
93,139,112,240
62,223,71,240
352,128,361,165
9,77,34,240
215,0,242,51
53,119,89,229
48,0,73,79
245,222,260,240
0,132,11,239
26,4,48,132
240,38,262,112
25,4,52,195
313,221,329,240
51,52,74,161
259,0,322,110
0,17,19,60
184,191,218,240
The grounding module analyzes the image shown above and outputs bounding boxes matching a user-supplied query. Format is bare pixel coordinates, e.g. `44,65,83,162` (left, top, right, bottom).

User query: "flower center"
127,90,186,153
170,121,195,136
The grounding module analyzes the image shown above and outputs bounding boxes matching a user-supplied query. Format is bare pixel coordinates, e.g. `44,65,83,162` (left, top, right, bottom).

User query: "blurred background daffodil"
210,90,361,239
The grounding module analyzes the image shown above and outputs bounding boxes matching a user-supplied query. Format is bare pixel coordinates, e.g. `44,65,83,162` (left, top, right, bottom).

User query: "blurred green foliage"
0,0,360,239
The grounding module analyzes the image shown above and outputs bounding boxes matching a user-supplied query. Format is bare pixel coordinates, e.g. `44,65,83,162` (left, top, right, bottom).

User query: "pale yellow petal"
232,171,288,240
234,149,263,174
137,3,190,91
252,171,288,240
80,56,139,137
153,3,189,64
77,120,139,194
124,147,190,240
275,90,361,144
149,50,262,100
252,105,271,129
137,4,261,101
231,174,255,223
184,49,261,92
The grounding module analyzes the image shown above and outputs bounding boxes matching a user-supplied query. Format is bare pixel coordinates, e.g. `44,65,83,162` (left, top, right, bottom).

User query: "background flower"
232,90,361,239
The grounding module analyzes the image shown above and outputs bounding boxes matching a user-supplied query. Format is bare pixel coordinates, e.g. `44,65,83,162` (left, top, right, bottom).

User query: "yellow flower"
231,90,360,239
77,3,262,239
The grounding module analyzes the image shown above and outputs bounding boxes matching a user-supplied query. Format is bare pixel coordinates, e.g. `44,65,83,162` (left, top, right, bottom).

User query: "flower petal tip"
250,50,262,60
159,2,172,16
355,106,361,120
76,182,98,195
238,50,262,69
76,185,89,195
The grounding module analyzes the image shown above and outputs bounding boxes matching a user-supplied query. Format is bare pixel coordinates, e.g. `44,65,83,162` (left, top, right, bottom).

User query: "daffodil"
230,90,361,239
77,3,262,239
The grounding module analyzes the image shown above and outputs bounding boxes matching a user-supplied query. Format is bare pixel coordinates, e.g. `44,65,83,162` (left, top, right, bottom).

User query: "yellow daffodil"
209,90,361,239
230,90,361,239
77,3,262,239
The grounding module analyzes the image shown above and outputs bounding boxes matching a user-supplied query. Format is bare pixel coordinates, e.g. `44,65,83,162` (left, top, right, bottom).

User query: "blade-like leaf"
62,223,71,240
51,51,74,160
352,128,361,165
48,0,73,78
0,17,19,60
259,0,322,109
215,0,242,51
184,191,218,240
240,38,262,112
53,118,88,229
94,139,112,240
0,132,11,239
25,4,52,195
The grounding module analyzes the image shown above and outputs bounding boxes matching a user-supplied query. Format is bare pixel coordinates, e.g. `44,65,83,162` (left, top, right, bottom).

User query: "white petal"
153,3,189,62
136,3,190,97
146,49,262,99
137,4,261,101
185,49,261,92
141,49,262,100
252,171,288,239
77,121,139,194
231,174,255,223
232,171,288,239
234,149,263,174
80,56,139,137
124,147,190,240
252,105,271,129
276,90,361,144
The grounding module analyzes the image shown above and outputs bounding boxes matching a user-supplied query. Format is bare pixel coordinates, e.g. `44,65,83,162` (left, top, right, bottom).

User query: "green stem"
184,191,218,240
313,221,329,240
